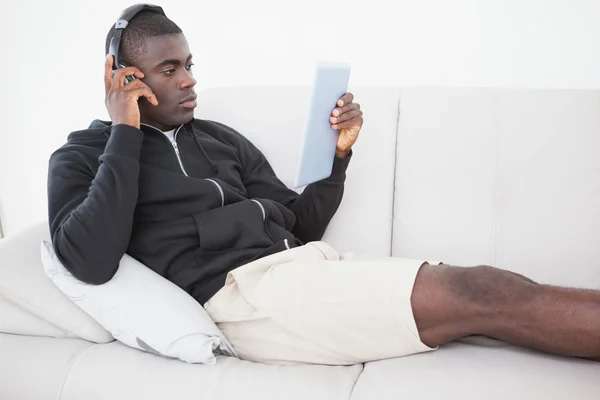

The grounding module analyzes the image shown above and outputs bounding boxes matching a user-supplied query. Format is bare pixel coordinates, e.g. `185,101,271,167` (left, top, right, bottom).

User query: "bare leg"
411,264,600,360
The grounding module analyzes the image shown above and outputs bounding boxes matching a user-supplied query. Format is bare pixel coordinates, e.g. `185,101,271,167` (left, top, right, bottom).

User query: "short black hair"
105,10,182,65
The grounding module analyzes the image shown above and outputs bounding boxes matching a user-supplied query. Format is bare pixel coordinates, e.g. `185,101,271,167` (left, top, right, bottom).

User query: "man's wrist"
335,149,351,159
328,148,352,182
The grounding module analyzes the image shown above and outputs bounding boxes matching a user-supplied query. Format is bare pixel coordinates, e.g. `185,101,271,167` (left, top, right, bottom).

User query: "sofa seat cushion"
0,333,94,400
59,340,362,400
0,333,363,400
351,342,600,400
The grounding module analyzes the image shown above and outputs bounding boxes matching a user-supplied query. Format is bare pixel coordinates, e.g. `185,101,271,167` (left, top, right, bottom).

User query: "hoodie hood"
65,120,218,172
67,119,189,144
64,119,112,146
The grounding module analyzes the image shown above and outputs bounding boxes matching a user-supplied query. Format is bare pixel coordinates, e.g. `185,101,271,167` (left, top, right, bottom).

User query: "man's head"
105,11,197,131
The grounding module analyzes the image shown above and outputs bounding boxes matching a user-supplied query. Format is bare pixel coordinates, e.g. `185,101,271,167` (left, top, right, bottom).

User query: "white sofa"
1,86,599,399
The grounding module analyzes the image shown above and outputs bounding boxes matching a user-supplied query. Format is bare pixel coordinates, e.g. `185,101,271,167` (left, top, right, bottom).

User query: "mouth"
179,94,197,109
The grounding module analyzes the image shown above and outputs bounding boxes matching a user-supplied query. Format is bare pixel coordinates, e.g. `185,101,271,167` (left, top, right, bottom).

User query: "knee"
449,265,537,309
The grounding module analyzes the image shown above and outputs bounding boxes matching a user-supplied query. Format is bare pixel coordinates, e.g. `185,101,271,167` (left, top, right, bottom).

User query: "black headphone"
108,3,166,83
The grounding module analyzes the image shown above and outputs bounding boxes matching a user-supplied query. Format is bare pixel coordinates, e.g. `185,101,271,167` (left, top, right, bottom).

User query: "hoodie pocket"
251,198,297,244
193,200,273,252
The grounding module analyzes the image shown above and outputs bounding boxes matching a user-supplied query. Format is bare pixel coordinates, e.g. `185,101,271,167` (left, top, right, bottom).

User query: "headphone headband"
108,3,166,68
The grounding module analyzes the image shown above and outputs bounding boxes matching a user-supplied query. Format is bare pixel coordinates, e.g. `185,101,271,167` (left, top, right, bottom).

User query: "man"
47,8,600,366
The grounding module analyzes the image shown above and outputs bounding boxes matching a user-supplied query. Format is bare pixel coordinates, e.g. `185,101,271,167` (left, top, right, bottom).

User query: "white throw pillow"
41,240,237,364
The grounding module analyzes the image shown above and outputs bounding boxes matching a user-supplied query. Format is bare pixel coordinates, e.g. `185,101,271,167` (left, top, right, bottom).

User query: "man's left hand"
330,92,363,159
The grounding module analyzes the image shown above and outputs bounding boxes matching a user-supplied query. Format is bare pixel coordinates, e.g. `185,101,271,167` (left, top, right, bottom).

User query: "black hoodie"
47,119,350,305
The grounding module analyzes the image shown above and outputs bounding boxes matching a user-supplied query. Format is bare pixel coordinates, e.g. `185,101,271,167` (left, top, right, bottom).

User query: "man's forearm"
288,152,351,242
49,125,143,284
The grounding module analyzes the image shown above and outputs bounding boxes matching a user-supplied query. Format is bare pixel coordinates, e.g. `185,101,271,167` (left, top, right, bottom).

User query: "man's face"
134,34,197,131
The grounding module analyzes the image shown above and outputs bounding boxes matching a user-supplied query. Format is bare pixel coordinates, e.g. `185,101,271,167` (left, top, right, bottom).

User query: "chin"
162,111,195,127
179,112,195,125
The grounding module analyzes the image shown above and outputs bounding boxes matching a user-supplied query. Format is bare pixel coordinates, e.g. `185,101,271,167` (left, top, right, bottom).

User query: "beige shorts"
204,242,437,365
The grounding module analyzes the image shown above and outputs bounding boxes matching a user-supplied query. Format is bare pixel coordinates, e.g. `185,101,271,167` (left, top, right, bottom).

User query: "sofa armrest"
0,221,113,343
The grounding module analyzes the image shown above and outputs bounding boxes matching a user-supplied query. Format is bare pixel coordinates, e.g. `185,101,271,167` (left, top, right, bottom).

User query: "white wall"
1,0,599,235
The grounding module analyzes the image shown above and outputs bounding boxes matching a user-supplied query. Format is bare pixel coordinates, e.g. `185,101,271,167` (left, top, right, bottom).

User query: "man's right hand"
104,54,158,129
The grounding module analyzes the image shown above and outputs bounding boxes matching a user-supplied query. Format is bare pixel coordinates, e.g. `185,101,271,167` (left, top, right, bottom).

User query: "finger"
114,79,158,105
337,92,355,107
104,54,114,94
330,109,361,124
128,88,159,106
122,80,159,105
332,116,363,130
331,103,360,118
112,66,145,90
120,79,148,91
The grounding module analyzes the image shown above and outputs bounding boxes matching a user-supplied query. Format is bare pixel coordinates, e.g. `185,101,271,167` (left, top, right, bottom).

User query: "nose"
179,70,197,90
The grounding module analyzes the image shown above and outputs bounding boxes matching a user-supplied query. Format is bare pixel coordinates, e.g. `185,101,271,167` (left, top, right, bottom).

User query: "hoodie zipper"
142,123,189,176
171,127,189,177
141,123,225,207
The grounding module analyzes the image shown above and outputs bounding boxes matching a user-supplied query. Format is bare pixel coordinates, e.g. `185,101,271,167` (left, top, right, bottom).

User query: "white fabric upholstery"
393,88,499,265
196,86,399,257
0,333,93,400
393,88,600,289
350,342,600,400
0,222,113,343
0,293,75,338
494,90,600,288
59,340,362,400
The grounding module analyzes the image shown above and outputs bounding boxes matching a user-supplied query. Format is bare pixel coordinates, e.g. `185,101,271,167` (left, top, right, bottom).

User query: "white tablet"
293,62,351,188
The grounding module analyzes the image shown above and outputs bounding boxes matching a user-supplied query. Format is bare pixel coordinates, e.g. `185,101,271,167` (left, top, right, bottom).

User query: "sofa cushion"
393,88,600,289
42,240,236,364
494,90,600,288
0,333,94,400
350,342,600,400
0,222,113,342
196,86,400,257
58,340,363,400
393,88,498,266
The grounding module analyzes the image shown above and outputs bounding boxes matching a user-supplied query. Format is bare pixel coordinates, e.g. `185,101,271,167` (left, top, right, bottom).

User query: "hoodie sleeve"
237,133,351,243
47,125,143,284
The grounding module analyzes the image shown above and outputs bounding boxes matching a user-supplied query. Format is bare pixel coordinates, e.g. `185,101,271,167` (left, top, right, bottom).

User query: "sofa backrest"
5,86,597,289
393,88,600,289
196,86,401,257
